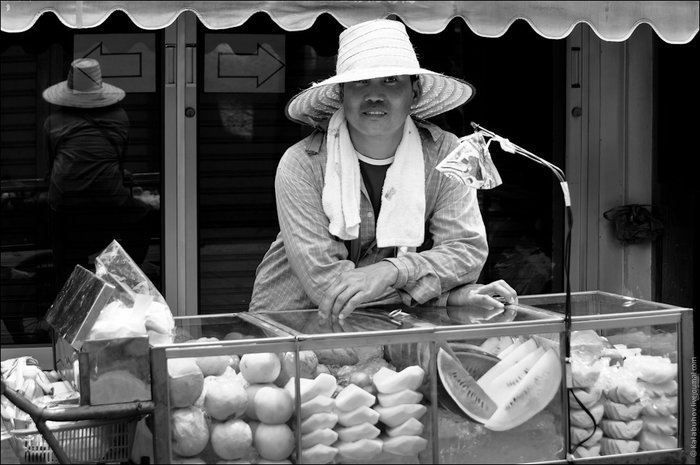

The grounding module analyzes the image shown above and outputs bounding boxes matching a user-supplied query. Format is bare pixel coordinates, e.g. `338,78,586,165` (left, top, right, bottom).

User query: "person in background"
250,19,516,322
43,58,156,286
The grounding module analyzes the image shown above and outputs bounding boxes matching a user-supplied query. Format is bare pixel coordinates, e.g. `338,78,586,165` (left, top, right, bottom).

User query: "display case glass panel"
250,305,567,463
519,291,684,316
154,314,298,463
521,291,690,461
151,297,692,463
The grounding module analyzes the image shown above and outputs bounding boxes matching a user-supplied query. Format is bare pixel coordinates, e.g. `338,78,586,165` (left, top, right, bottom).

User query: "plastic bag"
90,240,175,345
603,204,664,244
436,132,503,189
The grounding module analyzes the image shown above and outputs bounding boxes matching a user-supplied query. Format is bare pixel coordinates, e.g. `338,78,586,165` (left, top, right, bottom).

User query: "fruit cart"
148,294,693,464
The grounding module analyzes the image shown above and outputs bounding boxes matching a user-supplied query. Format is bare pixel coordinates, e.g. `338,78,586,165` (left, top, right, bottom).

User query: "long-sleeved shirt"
249,119,488,312
45,106,131,209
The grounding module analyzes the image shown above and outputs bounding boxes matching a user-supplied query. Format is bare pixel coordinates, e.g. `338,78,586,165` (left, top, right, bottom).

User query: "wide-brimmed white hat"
286,19,475,128
42,58,125,108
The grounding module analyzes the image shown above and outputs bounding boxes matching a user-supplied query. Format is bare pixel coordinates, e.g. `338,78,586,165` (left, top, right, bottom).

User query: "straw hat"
42,58,125,108
286,19,475,128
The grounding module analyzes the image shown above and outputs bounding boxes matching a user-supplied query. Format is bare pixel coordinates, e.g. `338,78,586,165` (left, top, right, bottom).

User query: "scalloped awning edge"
1,1,698,44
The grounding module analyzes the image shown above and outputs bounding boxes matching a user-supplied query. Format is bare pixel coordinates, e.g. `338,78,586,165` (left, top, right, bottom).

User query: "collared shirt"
249,119,488,312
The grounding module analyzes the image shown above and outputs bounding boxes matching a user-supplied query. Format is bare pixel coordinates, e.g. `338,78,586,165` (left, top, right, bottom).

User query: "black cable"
569,389,600,450
470,123,584,457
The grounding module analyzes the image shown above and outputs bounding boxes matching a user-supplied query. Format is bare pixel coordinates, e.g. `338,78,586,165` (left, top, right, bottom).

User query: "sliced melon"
477,337,538,388
483,348,562,431
300,395,335,419
284,377,317,403
531,334,560,352
381,434,428,456
436,348,497,423
385,417,424,437
479,347,544,400
299,443,338,464
337,405,380,427
373,403,427,428
454,349,499,381
480,336,514,356
301,428,338,449
335,422,381,442
569,387,603,410
335,438,383,461
314,373,338,398
285,373,337,403
495,338,522,360
300,412,338,434
570,402,604,428
372,366,425,394
377,388,423,408
335,383,375,412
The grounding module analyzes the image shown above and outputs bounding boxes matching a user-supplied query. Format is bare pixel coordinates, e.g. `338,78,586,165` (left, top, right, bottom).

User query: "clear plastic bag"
89,240,175,345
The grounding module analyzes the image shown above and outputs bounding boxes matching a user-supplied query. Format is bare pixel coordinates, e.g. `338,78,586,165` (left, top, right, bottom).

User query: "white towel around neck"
322,108,425,251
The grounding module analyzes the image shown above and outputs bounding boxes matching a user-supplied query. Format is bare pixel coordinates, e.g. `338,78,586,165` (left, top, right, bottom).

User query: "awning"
2,1,698,44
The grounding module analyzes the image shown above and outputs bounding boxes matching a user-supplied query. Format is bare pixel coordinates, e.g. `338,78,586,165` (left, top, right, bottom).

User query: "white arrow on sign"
218,43,285,88
81,41,142,78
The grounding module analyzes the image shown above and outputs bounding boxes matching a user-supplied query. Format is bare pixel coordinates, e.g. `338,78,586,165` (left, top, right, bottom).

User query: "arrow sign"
204,34,286,93
218,43,285,88
74,34,155,92
82,41,142,78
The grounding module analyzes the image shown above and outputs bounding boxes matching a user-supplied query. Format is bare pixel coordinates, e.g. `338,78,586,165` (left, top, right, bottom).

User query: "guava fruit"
168,358,204,408
171,406,209,457
254,423,294,461
204,374,248,420
253,386,294,424
210,418,253,460
274,350,318,387
240,353,281,384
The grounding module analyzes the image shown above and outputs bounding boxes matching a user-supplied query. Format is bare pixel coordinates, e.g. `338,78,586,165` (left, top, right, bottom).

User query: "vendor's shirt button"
366,212,372,218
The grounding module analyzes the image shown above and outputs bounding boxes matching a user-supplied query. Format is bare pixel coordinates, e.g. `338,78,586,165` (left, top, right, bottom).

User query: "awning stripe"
2,1,698,44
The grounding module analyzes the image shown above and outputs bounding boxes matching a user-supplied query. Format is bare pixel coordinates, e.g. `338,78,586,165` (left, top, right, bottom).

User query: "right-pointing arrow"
218,43,285,87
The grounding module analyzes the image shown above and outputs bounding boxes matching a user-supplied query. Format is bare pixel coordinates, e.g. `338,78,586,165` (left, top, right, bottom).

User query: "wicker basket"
4,417,138,464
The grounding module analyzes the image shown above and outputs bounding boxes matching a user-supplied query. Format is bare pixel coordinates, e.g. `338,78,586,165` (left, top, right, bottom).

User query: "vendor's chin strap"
470,122,578,460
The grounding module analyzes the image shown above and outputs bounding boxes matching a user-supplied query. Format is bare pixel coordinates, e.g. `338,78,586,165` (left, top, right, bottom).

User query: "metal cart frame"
1,379,153,464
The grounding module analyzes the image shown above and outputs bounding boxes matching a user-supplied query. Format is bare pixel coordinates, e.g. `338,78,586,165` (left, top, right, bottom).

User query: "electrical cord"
470,123,587,457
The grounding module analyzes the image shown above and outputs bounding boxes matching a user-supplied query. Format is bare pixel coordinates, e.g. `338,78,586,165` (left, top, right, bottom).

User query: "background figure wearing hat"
43,58,156,287
249,19,517,322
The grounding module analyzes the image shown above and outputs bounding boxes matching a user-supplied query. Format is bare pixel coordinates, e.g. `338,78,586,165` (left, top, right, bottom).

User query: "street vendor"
249,18,516,321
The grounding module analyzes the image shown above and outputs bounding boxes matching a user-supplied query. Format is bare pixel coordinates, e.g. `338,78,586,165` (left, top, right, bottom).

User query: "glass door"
193,15,565,314
196,13,343,314
0,11,165,355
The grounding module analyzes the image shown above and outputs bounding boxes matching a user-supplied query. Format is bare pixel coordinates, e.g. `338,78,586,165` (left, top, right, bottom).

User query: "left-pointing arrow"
82,42,142,78
218,43,285,87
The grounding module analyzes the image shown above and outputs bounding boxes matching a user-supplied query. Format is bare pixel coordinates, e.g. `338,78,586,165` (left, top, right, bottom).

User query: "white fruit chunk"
484,348,562,431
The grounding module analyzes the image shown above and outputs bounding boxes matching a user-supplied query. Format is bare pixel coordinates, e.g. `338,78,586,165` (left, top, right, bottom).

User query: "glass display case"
148,293,694,464
520,291,693,463
250,304,567,464
149,312,298,463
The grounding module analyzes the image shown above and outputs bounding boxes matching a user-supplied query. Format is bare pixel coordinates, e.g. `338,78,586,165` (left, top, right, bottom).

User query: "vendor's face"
342,75,419,145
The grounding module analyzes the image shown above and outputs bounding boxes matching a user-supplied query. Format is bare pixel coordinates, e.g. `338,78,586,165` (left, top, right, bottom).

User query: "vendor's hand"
447,279,518,309
319,261,398,322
